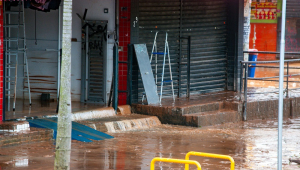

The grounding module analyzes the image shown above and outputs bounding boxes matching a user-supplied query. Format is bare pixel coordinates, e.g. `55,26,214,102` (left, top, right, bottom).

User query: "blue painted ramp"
27,118,113,142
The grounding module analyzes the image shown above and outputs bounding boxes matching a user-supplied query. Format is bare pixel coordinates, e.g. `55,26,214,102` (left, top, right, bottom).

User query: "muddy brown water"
2,63,300,169
0,118,300,170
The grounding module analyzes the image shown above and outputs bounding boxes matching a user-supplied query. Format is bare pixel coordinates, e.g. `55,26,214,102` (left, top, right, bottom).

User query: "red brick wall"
118,0,131,105
249,23,277,61
0,0,3,122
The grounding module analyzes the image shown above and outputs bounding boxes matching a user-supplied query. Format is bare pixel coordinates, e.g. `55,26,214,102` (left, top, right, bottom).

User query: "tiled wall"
118,0,131,105
0,1,3,121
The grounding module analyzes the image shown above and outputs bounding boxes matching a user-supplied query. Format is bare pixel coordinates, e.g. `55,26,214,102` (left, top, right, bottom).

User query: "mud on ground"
0,117,299,170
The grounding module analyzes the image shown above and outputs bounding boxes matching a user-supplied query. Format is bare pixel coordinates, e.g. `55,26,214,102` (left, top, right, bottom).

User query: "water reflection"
0,118,299,169
14,158,28,167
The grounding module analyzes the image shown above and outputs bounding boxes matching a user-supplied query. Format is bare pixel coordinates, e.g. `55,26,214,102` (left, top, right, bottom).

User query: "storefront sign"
251,0,279,23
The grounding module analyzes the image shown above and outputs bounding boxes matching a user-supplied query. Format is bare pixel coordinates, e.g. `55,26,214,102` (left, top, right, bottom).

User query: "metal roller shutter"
181,0,227,94
138,0,181,100
81,21,106,103
134,0,228,101
287,0,300,18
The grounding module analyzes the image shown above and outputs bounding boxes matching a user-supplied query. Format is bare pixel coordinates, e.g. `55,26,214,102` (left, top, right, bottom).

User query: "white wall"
12,0,115,101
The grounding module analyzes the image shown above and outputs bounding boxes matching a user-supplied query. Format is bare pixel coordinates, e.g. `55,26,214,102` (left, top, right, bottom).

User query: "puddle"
0,118,299,169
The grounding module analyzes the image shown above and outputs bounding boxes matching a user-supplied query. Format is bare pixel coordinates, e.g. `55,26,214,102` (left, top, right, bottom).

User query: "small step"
77,114,162,133
181,102,223,115
0,127,53,148
184,109,241,127
0,121,29,132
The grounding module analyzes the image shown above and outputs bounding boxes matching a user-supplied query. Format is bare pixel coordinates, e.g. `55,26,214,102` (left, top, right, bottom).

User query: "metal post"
3,53,5,122
57,4,61,99
13,55,17,111
243,0,251,62
243,64,248,121
85,26,89,101
80,26,86,102
278,0,287,169
115,0,119,43
239,63,244,101
127,44,133,105
113,44,119,113
178,0,183,97
286,62,289,97
187,36,191,98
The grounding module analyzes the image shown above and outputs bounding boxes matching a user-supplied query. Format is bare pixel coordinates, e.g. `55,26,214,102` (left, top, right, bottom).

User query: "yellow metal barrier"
185,151,235,170
150,157,201,170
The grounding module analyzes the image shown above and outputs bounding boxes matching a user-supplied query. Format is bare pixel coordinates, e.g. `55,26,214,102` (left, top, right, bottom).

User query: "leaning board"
134,44,159,105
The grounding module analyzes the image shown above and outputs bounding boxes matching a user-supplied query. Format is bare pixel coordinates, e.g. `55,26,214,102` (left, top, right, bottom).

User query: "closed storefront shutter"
181,0,227,94
133,0,228,102
287,0,300,18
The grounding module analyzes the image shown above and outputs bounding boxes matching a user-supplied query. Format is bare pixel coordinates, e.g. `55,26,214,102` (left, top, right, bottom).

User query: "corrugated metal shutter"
287,0,300,18
88,46,104,102
135,0,227,101
138,0,180,100
285,0,300,57
85,21,106,103
181,0,227,94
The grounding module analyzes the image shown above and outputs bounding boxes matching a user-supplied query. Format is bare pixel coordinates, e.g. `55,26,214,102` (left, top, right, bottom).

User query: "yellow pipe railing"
150,157,201,170
185,151,235,170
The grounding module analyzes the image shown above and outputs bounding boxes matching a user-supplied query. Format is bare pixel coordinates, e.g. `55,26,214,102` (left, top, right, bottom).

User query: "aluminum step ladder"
150,31,175,103
4,1,31,111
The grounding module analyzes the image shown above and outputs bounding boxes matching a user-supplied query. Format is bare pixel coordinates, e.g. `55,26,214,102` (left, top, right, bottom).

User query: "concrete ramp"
72,107,116,121
77,114,162,133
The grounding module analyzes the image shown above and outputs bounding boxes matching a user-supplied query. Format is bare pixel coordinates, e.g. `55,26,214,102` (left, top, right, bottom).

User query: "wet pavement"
0,117,299,170
247,62,300,101
248,62,300,89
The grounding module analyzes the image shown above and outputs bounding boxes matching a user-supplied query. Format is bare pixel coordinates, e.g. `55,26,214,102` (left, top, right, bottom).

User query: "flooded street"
0,118,300,170
0,63,300,169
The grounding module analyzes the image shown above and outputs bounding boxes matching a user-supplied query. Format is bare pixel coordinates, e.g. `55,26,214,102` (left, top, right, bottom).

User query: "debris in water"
117,105,131,115
289,158,300,164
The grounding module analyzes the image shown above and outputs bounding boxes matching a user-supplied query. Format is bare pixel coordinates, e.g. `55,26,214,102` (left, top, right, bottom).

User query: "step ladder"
150,31,175,103
4,1,32,111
